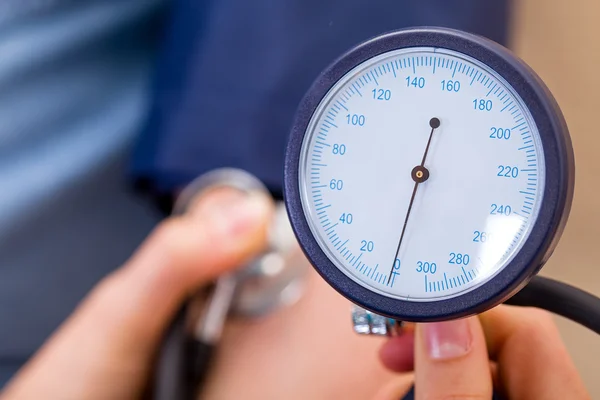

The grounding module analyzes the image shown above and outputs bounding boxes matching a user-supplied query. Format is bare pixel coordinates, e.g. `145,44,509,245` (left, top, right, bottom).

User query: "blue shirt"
132,0,509,200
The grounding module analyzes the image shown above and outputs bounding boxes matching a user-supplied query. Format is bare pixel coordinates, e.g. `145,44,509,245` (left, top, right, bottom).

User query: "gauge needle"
388,117,441,284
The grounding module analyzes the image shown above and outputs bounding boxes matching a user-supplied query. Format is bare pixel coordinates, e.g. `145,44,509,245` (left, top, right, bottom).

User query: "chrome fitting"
351,304,402,336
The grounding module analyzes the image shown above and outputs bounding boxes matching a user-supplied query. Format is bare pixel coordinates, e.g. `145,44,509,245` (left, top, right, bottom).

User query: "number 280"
449,252,470,265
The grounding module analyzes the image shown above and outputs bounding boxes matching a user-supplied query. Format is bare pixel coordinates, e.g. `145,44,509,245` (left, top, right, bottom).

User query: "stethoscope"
152,27,600,400
152,168,309,400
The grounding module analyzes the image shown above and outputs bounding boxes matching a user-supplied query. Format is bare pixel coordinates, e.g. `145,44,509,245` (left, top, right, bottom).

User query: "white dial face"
299,48,545,301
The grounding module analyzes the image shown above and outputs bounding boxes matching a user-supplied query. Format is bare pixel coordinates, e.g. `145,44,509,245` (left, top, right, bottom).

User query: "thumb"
127,188,273,325
2,189,272,399
414,317,493,399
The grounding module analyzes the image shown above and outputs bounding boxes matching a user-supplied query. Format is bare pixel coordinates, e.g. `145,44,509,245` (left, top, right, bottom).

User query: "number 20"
360,240,374,252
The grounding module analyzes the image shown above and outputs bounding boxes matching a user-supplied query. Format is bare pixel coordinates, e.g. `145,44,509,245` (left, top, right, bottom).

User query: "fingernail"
205,192,270,238
424,319,472,360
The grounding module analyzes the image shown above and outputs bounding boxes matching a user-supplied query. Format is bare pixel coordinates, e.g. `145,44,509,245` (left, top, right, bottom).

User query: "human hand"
1,188,273,400
200,268,396,400
375,306,590,399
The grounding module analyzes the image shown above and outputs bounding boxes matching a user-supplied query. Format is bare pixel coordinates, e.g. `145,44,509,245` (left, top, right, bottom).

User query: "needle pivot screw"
411,166,430,183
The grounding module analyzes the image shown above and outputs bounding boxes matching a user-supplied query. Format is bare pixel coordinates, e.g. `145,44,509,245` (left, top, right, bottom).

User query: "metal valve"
351,304,403,336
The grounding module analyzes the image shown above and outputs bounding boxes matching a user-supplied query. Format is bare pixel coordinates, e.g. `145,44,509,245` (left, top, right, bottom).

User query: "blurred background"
0,0,598,397
511,0,600,395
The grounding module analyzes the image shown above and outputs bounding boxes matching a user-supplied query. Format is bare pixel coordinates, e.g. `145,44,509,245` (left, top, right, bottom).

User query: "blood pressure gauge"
284,28,574,323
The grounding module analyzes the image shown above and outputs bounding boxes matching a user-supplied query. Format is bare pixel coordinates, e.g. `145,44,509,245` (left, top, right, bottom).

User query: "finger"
480,305,590,400
2,189,273,399
379,331,415,372
124,188,272,334
371,374,414,400
415,317,492,399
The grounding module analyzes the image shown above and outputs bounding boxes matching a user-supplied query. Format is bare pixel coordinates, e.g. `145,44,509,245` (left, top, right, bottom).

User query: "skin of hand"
375,306,591,400
200,268,397,400
1,188,274,399
0,188,398,400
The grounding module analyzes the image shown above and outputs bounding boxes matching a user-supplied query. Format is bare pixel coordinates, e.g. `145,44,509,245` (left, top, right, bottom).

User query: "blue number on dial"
339,213,353,224
449,253,470,265
441,80,460,92
490,127,511,140
360,240,374,252
329,179,344,190
497,165,519,178
332,144,346,155
346,114,365,126
416,261,437,274
406,76,425,88
372,89,391,100
473,231,492,243
491,204,512,215
473,99,493,111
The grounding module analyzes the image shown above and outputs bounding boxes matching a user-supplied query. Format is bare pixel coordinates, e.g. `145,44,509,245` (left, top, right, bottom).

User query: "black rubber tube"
152,304,215,400
505,275,600,334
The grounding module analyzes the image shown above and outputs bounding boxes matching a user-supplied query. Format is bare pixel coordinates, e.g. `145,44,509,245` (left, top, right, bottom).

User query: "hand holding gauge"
283,27,600,328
